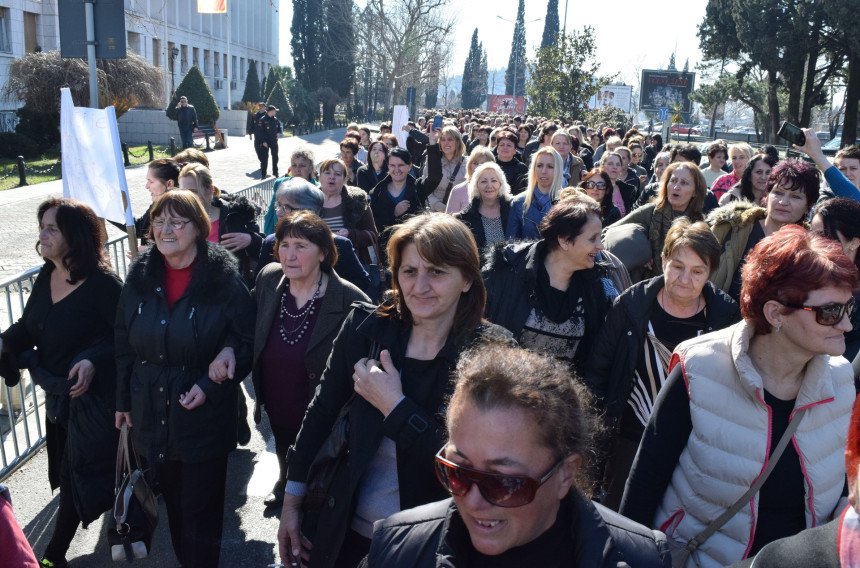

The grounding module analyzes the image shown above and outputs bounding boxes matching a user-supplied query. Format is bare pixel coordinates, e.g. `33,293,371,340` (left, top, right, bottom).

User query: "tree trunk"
766,69,780,143
842,53,860,148
800,23,821,127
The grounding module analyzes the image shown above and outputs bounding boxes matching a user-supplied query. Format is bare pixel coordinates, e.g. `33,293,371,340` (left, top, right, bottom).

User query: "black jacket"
364,495,671,567
368,175,422,262
482,240,615,377
616,179,636,214
496,156,529,195
176,104,198,131
115,242,255,464
255,114,280,143
286,303,512,568
453,196,513,252
355,163,388,193
584,275,741,430
213,192,264,285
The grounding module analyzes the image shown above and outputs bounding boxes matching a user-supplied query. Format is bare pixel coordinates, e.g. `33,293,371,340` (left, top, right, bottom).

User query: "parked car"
823,136,860,156
670,123,701,135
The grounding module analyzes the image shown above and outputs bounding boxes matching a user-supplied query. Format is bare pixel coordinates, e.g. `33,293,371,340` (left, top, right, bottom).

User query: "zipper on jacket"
189,305,199,344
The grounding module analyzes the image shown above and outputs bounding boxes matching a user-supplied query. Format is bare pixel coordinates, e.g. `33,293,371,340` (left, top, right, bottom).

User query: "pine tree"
260,74,267,101
461,29,482,108
322,0,354,122
291,0,325,92
505,0,527,97
478,48,489,107
166,65,220,124
541,0,559,49
266,81,293,125
263,67,279,101
241,60,261,103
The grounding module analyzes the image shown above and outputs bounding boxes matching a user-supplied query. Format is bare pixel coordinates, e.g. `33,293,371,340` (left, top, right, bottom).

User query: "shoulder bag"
668,407,807,567
106,423,159,562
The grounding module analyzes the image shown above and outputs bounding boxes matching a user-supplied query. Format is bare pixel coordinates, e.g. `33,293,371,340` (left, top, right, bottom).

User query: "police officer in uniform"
254,105,281,178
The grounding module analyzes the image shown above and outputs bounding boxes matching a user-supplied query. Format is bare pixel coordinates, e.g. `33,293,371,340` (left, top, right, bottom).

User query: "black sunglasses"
780,297,856,326
434,447,563,508
584,180,607,190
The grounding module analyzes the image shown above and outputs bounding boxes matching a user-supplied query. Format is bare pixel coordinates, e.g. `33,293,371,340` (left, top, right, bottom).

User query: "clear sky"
278,0,710,89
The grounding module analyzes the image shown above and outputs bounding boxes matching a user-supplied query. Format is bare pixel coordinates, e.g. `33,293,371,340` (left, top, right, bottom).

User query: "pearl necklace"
279,273,323,345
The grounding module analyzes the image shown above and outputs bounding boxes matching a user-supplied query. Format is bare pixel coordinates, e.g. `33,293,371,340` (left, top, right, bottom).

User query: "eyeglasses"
632,153,643,158
152,218,192,230
780,297,856,326
584,180,607,190
276,203,298,214
434,446,563,508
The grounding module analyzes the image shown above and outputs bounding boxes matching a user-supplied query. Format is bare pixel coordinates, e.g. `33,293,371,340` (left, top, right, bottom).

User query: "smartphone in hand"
432,115,443,130
777,121,806,146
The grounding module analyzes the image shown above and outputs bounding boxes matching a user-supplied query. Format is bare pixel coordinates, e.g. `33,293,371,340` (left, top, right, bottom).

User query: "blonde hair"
729,143,754,161
468,162,511,201
179,163,218,198
440,125,466,162
465,147,495,180
523,147,564,214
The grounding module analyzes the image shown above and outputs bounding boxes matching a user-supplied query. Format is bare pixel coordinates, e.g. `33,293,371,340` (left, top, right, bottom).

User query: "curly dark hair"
36,198,111,284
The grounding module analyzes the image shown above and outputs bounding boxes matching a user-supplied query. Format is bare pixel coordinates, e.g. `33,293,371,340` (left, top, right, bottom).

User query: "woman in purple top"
251,211,369,509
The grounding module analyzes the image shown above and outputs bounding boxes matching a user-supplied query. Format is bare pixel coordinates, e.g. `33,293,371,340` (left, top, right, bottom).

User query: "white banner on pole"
393,105,409,148
60,88,134,225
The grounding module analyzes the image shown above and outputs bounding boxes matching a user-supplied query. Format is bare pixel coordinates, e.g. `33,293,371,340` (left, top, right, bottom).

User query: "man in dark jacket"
175,96,198,149
247,101,266,139
254,105,281,178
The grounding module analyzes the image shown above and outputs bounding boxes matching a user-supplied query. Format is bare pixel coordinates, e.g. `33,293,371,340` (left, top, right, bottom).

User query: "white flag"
60,88,133,226
393,106,409,148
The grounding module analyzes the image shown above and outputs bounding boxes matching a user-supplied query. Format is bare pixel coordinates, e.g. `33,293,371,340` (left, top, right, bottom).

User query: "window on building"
223,54,227,78
180,45,188,73
127,31,142,56
152,38,161,67
204,50,211,76
240,58,245,80
0,9,11,53
214,51,220,77
193,47,199,69
23,11,38,54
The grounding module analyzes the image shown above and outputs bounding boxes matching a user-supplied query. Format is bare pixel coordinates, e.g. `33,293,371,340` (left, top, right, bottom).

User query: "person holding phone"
792,128,860,202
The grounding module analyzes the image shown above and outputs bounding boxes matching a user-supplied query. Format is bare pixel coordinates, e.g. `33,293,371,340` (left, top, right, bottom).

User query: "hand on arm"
68,359,94,398
179,384,207,409
208,346,236,383
278,493,312,565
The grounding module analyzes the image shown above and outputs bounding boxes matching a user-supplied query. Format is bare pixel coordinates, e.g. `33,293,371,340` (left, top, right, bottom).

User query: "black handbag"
106,423,159,562
302,341,381,512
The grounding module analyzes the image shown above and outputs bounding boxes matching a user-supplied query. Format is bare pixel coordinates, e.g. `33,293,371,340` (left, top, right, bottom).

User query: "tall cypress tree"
478,48,489,107
505,0,527,97
241,60,261,103
541,0,560,49
322,0,355,111
291,0,324,92
462,29,482,108
263,67,279,101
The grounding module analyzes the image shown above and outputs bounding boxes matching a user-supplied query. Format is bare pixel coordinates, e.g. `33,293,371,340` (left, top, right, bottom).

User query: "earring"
775,325,781,333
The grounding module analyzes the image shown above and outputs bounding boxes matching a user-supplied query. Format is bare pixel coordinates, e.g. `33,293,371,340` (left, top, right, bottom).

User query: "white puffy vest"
655,321,854,568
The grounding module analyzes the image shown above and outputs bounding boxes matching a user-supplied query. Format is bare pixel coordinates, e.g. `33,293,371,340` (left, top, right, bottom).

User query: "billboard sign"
488,95,525,114
588,84,633,112
58,0,126,59
640,70,695,113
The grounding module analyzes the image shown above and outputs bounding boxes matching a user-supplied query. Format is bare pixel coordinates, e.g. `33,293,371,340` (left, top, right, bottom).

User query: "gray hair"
468,162,511,202
274,178,324,214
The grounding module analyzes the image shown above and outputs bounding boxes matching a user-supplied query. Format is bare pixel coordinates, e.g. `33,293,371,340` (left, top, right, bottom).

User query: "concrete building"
0,0,279,115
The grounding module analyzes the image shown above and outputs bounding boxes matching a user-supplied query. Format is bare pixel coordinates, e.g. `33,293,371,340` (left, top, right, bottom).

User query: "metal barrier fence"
0,176,275,481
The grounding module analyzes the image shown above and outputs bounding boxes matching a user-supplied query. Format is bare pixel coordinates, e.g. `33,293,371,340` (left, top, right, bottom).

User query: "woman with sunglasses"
708,159,820,302
277,214,510,568
580,168,620,227
364,343,670,566
621,226,857,567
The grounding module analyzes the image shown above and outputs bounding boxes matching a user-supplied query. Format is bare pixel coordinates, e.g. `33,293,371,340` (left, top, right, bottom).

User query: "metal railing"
0,176,275,481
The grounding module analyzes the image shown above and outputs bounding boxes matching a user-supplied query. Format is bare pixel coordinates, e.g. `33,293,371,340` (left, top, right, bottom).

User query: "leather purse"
106,423,159,562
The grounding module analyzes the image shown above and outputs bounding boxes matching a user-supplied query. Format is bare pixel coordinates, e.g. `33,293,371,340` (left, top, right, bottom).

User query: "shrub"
15,106,59,152
165,65,220,125
0,132,41,159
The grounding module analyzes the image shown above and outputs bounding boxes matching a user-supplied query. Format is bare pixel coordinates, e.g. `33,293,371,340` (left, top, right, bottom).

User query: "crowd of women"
5,111,860,568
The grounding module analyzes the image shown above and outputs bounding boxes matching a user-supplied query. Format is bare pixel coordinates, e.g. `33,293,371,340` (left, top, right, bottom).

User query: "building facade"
0,0,279,113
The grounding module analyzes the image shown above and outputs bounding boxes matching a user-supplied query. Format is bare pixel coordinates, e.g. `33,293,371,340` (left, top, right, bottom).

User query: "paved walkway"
0,128,350,566
0,129,347,281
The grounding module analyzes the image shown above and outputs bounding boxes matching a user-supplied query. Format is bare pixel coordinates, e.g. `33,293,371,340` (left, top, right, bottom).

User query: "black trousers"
268,419,299,490
43,423,80,563
154,454,229,568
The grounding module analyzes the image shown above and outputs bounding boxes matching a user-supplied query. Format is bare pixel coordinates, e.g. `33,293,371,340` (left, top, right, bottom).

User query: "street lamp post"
170,47,179,99
496,15,542,114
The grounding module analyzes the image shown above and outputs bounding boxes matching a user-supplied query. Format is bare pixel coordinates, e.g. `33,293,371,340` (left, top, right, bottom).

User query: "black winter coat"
482,240,616,377
115,242,255,464
214,192,264,285
453,196,512,252
1,267,121,526
496,156,529,195
368,175,422,262
584,275,741,430
286,303,512,568
363,495,671,567
355,163,388,193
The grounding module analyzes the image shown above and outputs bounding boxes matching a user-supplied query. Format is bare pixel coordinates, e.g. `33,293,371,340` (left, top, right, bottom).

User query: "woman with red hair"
621,226,858,567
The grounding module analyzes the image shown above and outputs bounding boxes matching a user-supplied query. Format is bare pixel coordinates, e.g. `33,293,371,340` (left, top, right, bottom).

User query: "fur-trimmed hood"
125,241,242,304
706,199,766,231
341,184,371,227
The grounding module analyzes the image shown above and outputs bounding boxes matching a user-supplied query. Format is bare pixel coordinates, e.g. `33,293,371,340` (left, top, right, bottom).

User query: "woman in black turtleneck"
495,130,529,195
